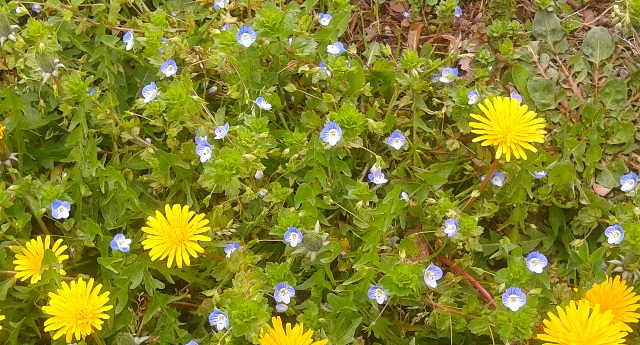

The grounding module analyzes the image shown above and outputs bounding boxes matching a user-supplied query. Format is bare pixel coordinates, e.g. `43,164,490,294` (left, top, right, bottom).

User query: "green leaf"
511,64,531,98
599,78,628,110
527,77,557,110
532,11,564,43
582,27,614,63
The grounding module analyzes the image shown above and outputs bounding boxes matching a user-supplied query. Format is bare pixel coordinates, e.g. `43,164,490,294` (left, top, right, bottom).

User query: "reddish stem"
437,254,497,308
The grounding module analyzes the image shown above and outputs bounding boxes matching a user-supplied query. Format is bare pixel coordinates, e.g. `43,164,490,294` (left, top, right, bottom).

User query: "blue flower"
467,90,480,105
525,251,548,274
326,42,345,55
32,4,42,13
423,264,443,288
224,242,240,258
214,0,229,10
454,6,462,17
481,171,505,187
186,341,198,345
439,67,458,83
402,12,410,19
51,200,71,220
620,172,638,192
533,171,547,179
255,97,272,110
123,31,134,51
370,163,382,175
236,26,257,48
86,87,97,96
207,86,218,94
321,122,342,146
318,61,331,77
275,304,288,313
502,287,526,311
605,224,624,245
318,13,332,26
195,141,213,163
400,191,409,202
255,170,264,179
158,37,168,53
368,171,388,185
214,122,230,140
208,310,229,331
387,130,407,150
510,90,522,103
367,285,387,304
110,233,132,252
160,59,178,77
443,219,459,238
274,282,295,304
431,73,440,82
194,135,208,145
284,227,303,247
221,24,231,31
141,82,158,103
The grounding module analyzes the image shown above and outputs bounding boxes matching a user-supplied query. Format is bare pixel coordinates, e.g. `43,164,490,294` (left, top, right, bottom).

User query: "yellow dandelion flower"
583,275,640,332
259,316,328,345
0,123,5,140
0,312,5,330
469,96,546,162
43,277,113,343
538,300,627,345
13,235,69,284
141,204,211,268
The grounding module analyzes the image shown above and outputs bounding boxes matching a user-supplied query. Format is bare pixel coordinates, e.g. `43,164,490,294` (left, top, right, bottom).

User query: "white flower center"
375,289,383,298
425,271,434,280
217,315,226,323
57,206,66,214
290,233,298,241
530,258,539,267
329,129,338,137
626,179,635,187
492,177,501,184
241,33,251,42
509,295,518,304
611,231,621,240
279,288,289,297
117,238,128,247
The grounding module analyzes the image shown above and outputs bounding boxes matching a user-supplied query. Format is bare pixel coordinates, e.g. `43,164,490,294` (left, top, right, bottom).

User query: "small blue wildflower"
326,42,345,55
481,171,505,187
400,191,409,202
424,264,443,288
123,31,134,51
387,130,407,150
402,12,410,19
620,172,638,192
207,86,218,94
288,37,293,45
86,87,97,96
284,227,303,247
368,171,388,185
443,219,459,238
510,90,523,103
526,251,548,274
160,59,178,77
255,170,264,179
195,141,213,163
467,90,480,105
236,26,257,48
213,122,229,140
208,310,229,331
275,304,288,313
431,73,440,82
367,285,387,304
255,97,272,111
318,61,331,77
224,242,240,258
214,0,229,10
439,67,459,83
318,13,332,26
141,82,158,103
221,24,231,31
321,122,342,146
32,4,42,13
454,6,462,18
502,287,526,311
605,224,624,245
158,37,168,53
258,189,267,197
370,163,382,175
145,138,153,144
274,282,296,304
51,200,71,220
533,171,547,179
110,233,132,253
186,341,198,345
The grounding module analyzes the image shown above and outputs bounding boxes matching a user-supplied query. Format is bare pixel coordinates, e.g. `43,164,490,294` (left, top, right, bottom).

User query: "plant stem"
461,158,499,212
91,332,106,345
202,251,224,262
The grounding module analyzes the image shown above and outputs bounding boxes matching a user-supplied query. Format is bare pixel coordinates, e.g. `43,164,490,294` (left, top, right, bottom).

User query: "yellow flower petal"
583,276,640,332
12,235,69,284
259,316,328,345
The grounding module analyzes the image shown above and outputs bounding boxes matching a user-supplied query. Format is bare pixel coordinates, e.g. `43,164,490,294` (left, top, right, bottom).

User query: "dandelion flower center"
141,204,211,268
13,235,69,284
259,316,328,345
469,96,546,162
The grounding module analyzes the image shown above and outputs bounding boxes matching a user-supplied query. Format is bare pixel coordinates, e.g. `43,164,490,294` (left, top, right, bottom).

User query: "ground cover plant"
1,0,640,344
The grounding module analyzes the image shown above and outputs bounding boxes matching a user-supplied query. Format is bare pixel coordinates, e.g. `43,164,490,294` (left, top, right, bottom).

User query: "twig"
436,255,498,308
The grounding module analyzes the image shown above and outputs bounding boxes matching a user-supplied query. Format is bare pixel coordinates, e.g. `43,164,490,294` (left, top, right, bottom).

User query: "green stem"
91,331,106,345
461,159,499,213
